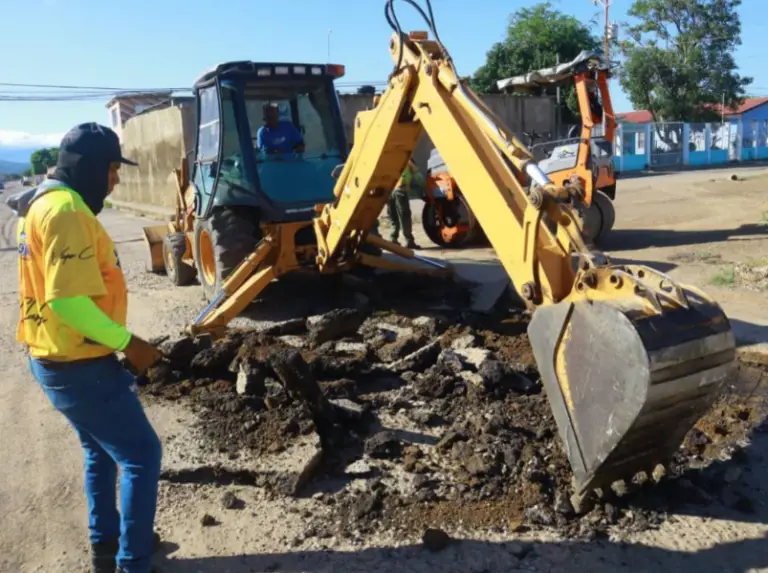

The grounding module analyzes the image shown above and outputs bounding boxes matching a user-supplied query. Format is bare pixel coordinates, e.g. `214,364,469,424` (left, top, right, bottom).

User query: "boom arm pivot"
316,31,595,307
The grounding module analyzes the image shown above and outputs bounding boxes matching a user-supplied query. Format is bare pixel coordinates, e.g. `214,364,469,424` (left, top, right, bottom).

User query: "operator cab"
191,62,348,223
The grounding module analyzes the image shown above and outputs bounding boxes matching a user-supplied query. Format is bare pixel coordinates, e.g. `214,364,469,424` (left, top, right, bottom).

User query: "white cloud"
0,130,65,149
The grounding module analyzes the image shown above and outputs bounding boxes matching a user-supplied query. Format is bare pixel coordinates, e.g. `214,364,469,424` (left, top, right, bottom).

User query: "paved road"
3,176,768,572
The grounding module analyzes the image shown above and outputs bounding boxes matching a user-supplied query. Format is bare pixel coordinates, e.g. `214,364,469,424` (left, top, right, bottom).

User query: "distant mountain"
0,147,35,165
0,158,29,175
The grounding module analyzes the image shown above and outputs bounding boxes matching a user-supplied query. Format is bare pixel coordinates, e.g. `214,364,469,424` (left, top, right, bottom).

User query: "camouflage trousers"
386,188,414,243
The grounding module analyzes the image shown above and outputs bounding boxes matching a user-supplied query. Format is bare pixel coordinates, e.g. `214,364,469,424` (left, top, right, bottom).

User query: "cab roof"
193,62,345,90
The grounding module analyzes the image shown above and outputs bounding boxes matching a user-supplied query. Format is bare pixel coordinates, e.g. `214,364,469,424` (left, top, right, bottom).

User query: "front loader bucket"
142,225,169,273
529,289,736,495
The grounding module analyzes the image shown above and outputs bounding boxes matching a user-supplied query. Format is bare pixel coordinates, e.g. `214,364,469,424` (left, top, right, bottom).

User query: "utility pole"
721,92,725,125
593,0,614,133
555,53,562,138
327,29,332,62
593,0,612,63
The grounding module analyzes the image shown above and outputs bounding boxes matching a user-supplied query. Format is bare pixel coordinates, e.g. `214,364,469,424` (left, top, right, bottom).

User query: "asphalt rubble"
138,271,768,547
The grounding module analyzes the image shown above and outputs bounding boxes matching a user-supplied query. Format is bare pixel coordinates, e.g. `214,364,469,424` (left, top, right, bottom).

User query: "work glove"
123,335,163,376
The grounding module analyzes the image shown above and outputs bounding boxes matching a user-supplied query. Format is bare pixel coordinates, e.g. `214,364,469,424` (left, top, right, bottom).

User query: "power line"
0,82,187,91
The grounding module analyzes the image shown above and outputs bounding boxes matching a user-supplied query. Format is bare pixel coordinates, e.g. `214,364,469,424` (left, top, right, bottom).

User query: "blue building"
730,97,768,161
612,97,768,171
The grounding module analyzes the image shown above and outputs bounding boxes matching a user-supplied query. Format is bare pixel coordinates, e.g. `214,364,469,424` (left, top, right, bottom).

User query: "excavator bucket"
142,224,169,273
528,282,736,495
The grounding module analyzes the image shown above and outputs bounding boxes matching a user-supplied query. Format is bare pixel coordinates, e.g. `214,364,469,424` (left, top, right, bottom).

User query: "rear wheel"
577,189,616,245
193,207,260,301
421,194,481,248
163,232,196,286
599,183,616,201
593,190,616,236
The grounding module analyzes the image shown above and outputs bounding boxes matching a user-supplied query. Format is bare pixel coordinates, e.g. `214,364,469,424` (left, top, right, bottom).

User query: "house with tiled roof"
617,97,768,124
614,97,768,166
615,110,654,124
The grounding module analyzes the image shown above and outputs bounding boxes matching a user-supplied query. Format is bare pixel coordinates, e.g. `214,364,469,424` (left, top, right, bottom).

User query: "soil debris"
138,271,768,543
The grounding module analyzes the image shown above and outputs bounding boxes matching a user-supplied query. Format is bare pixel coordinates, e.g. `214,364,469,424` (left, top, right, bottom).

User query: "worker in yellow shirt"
15,123,163,573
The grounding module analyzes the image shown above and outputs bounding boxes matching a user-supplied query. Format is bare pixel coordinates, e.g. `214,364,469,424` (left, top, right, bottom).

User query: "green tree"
619,0,751,125
30,147,59,175
470,2,601,120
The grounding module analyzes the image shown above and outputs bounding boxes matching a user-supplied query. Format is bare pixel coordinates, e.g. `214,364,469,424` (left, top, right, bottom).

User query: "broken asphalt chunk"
307,308,366,347
387,340,442,374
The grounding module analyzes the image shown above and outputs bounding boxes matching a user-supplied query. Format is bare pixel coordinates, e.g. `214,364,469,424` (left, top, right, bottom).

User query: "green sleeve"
48,296,132,351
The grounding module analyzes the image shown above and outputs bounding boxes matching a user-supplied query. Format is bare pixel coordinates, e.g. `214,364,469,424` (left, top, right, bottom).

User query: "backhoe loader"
422,51,618,248
142,61,443,296
155,0,736,497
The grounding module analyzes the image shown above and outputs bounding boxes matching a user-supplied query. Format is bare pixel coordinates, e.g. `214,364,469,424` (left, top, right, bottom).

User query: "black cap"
58,122,138,167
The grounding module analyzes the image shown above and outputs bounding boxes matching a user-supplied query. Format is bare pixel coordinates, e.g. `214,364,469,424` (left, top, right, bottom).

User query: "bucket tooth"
528,292,736,495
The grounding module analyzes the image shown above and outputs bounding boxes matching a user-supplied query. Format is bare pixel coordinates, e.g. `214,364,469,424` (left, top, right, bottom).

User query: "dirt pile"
138,273,768,542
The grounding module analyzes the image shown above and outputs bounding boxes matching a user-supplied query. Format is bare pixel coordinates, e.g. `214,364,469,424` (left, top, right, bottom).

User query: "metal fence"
613,119,768,172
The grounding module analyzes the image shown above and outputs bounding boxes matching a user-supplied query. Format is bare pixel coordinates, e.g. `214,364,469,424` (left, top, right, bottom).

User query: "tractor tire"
593,189,616,236
577,189,616,245
193,207,260,301
421,195,481,249
599,183,616,201
163,232,196,286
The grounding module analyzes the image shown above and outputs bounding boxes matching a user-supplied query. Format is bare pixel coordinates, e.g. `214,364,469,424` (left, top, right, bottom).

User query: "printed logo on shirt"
17,230,30,258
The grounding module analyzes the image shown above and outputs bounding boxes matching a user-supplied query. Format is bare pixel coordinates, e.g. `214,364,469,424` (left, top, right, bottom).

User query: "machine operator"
256,103,305,154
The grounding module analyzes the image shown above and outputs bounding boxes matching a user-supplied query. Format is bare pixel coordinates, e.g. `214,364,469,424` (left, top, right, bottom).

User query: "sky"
1,0,766,152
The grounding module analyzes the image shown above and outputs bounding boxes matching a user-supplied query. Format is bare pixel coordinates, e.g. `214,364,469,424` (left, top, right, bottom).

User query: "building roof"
711,96,768,116
616,110,653,123
105,91,173,108
616,97,768,124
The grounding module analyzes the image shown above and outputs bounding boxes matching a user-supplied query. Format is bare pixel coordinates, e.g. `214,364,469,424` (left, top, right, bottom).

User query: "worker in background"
16,123,163,573
387,157,422,249
256,103,305,154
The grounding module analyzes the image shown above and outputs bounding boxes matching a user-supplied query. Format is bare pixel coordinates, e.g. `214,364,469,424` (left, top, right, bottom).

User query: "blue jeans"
29,355,162,573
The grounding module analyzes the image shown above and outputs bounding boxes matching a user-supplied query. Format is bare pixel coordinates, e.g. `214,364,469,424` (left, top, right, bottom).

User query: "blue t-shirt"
256,121,304,154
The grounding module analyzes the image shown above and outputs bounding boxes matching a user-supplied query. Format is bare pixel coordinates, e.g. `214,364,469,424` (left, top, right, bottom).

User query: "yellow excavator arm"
312,30,736,495
190,21,736,497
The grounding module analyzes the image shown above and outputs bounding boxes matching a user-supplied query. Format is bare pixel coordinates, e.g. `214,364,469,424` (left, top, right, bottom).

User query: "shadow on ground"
601,225,768,252
156,536,768,573
617,160,768,181
732,319,768,348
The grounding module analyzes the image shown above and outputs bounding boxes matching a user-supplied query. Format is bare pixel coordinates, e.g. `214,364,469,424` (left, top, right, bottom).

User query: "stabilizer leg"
189,239,278,337
360,233,453,277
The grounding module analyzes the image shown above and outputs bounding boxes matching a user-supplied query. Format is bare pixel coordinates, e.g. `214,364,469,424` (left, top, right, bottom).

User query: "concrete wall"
111,102,195,208
113,93,555,208
338,93,556,169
